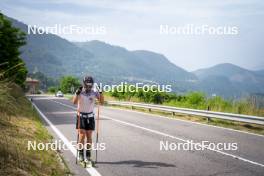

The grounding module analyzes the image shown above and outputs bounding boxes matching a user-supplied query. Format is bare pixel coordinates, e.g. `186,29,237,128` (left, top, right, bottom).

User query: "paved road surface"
30,96,264,176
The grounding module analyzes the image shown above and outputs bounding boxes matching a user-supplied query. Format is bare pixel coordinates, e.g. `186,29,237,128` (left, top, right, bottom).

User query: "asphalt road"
30,96,264,176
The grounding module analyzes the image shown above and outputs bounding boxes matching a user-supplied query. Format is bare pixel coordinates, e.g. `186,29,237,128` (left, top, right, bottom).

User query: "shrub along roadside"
0,81,70,175
108,89,264,117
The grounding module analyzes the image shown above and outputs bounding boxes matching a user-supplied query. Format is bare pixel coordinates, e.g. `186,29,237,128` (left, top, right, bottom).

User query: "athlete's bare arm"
72,95,79,105
73,86,82,104
98,94,104,105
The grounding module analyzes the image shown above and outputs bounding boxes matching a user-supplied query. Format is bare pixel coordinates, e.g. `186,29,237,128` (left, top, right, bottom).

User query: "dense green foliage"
109,89,263,116
59,76,81,93
0,13,27,87
47,86,57,93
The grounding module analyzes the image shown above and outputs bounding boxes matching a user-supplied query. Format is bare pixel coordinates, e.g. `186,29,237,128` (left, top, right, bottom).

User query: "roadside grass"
0,83,71,175
63,94,73,100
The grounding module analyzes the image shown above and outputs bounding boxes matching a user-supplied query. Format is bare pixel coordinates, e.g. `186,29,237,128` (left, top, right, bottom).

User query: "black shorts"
76,113,95,131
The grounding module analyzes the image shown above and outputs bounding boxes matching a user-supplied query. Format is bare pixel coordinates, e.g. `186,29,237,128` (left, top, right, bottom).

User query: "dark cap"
83,76,94,86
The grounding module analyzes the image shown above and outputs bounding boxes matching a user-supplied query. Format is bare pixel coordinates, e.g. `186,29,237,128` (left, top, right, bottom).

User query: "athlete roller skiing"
72,76,104,168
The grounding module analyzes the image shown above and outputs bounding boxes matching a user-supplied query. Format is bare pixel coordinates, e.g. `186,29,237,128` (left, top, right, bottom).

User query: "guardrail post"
172,112,175,116
148,108,151,112
131,106,134,110
207,117,211,123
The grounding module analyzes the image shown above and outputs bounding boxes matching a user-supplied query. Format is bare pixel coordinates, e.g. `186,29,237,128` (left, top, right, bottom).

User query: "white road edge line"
105,106,264,138
32,102,102,176
50,99,264,168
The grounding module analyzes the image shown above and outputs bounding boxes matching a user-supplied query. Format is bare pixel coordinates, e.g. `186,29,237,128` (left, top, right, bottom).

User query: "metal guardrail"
107,101,264,125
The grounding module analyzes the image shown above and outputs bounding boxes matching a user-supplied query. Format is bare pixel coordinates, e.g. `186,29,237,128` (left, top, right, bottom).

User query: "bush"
59,76,81,94
47,86,57,93
207,96,232,112
108,88,263,116
185,92,206,109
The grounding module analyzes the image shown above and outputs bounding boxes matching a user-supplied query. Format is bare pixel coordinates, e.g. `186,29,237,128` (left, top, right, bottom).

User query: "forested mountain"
7,16,264,97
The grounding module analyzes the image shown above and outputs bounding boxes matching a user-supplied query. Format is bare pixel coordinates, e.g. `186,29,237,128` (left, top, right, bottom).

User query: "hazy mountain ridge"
74,41,197,83
8,16,95,78
6,15,264,97
8,16,195,86
192,63,264,97
193,63,262,83
254,69,264,77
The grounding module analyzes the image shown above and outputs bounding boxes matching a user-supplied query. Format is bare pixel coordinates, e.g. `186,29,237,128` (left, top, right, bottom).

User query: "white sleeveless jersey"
77,90,99,113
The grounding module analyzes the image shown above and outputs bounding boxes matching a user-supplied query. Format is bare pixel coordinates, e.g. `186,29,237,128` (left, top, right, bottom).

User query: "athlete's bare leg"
86,130,93,159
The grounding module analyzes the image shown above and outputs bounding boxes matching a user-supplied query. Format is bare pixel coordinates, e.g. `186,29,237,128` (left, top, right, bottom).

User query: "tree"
48,86,57,93
0,13,27,86
59,76,81,93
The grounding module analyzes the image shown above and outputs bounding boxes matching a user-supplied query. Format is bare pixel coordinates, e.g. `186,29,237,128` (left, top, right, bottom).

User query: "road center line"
50,99,264,168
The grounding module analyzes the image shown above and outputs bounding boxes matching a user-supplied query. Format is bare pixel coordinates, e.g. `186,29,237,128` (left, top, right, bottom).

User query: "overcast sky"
1,0,264,71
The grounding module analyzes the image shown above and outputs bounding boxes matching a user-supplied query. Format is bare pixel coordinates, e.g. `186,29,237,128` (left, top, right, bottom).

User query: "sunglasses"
84,82,93,86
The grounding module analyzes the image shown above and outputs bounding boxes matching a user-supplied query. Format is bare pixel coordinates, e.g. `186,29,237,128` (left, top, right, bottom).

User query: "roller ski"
77,149,95,168
85,158,94,168
78,159,93,168
77,150,87,168
78,158,94,168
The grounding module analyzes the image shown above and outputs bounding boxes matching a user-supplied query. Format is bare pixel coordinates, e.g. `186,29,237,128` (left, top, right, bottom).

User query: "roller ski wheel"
85,158,94,168
79,160,86,168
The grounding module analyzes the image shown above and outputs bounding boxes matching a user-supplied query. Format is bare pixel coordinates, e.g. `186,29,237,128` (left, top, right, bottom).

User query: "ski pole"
76,109,81,164
76,132,79,164
95,85,101,164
